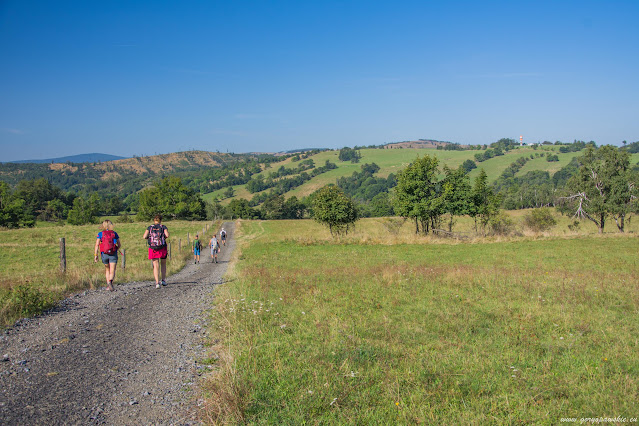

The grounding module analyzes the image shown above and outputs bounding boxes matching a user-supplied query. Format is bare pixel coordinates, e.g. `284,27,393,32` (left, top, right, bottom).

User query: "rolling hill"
202,144,623,204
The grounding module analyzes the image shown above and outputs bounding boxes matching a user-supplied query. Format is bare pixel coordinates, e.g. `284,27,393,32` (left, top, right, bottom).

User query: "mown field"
0,219,221,326
203,216,639,423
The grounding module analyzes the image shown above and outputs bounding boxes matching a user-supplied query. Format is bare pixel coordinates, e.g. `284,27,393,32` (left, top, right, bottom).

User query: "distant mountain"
10,153,127,164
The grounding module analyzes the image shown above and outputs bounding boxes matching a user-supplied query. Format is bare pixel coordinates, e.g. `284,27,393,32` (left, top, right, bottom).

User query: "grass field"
0,219,221,326
202,146,603,205
202,216,639,423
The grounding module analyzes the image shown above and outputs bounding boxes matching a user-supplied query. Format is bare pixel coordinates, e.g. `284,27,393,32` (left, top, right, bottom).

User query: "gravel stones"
0,222,234,425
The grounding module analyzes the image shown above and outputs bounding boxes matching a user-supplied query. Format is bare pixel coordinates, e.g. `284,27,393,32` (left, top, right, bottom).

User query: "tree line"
2,144,638,235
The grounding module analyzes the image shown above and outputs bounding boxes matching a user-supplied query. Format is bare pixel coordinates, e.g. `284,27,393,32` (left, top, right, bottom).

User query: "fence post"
179,238,182,252
121,248,126,270
60,238,66,273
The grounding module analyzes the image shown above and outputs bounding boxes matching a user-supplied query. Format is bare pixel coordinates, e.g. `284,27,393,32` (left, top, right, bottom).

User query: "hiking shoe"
161,280,167,286
155,283,160,289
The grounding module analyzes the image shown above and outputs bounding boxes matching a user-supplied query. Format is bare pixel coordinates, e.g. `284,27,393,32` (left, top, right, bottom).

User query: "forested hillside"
2,140,638,230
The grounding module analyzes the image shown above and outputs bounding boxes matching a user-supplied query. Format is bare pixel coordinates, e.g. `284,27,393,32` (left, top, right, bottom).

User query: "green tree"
560,145,638,233
440,166,472,231
311,186,358,235
206,198,225,220
282,196,306,219
223,186,234,199
392,155,441,234
226,198,260,219
67,196,98,225
523,207,557,232
0,182,35,228
461,159,477,173
43,199,69,221
338,147,361,163
138,176,205,220
261,193,286,219
470,169,501,234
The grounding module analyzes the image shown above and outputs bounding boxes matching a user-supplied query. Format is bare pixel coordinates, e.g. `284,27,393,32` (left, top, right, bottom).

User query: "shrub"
488,211,515,236
568,220,581,232
523,208,557,232
117,213,133,223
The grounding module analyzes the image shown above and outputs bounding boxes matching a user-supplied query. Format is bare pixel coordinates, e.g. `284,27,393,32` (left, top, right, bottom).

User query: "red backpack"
100,230,117,255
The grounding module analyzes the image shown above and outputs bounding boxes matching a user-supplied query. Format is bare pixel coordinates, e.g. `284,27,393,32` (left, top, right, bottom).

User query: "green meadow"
0,219,220,326
202,145,617,205
203,217,639,423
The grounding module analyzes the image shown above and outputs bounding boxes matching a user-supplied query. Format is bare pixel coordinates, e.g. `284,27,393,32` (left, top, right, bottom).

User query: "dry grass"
201,217,639,423
0,219,222,326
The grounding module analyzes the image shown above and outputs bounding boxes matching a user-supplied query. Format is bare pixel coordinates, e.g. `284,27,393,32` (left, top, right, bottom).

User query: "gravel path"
0,222,235,425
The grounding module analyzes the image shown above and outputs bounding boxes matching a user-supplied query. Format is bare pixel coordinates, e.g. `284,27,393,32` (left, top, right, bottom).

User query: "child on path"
193,234,201,264
210,234,221,263
143,214,170,288
220,228,227,246
94,219,121,291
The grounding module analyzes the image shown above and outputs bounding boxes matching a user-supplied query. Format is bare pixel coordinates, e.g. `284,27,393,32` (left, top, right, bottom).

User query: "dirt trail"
0,222,235,425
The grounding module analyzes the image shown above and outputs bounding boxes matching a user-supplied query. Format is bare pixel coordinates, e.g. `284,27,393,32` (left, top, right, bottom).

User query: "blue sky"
1,0,638,161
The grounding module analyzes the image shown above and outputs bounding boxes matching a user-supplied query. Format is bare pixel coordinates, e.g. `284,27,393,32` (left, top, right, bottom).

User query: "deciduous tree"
311,185,358,235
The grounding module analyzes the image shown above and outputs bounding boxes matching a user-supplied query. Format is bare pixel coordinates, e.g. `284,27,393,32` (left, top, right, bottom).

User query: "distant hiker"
210,234,221,263
94,219,121,291
220,228,227,246
193,234,202,264
143,214,170,288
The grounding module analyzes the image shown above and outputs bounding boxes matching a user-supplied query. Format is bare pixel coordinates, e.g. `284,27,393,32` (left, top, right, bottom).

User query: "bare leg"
160,259,167,281
104,264,110,284
109,262,117,283
152,259,160,284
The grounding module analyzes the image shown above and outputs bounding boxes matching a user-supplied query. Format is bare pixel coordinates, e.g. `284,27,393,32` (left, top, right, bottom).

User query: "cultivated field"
0,220,221,326
203,216,639,423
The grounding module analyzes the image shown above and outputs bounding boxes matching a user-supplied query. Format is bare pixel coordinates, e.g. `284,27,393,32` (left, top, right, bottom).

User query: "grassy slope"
203,218,639,423
203,145,636,204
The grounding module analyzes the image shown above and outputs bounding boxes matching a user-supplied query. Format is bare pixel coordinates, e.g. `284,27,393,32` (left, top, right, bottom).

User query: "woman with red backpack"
143,214,170,289
94,219,121,291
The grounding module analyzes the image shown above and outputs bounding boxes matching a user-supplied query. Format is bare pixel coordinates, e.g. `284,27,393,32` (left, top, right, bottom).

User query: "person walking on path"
220,228,227,246
143,214,170,288
210,234,221,263
193,234,202,264
94,219,121,291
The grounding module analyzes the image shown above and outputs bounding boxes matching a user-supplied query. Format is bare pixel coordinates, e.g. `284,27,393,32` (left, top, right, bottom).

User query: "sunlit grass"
203,218,639,423
0,219,221,326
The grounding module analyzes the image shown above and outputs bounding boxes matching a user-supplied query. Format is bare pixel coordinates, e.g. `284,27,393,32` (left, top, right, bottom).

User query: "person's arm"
163,226,169,239
94,237,100,263
142,229,149,240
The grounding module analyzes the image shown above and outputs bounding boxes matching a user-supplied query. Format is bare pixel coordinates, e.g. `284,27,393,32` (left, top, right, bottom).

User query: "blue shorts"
101,252,118,264
194,248,201,255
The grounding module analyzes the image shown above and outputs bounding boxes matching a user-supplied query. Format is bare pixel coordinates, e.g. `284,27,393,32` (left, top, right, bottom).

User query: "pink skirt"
148,246,167,260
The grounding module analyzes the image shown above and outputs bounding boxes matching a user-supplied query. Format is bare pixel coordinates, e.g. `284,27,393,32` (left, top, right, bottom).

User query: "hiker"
210,233,221,263
220,228,227,246
193,234,202,264
143,214,170,288
94,219,121,291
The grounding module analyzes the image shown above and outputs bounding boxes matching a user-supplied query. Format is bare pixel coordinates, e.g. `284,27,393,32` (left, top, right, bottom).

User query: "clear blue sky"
1,0,638,161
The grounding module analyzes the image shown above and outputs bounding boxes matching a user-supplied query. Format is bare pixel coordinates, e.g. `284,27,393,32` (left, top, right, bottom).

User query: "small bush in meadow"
488,211,515,235
117,213,133,223
523,207,557,232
